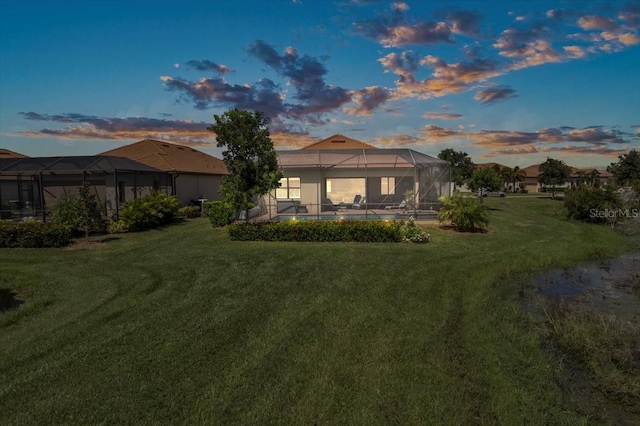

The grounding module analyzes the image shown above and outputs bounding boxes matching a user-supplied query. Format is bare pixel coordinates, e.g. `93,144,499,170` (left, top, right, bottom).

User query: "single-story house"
0,155,172,219
521,164,611,193
99,139,228,206
254,134,451,218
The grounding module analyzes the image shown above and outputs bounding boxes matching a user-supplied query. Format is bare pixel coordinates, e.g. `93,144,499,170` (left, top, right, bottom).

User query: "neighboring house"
0,156,171,219
99,139,228,205
263,134,450,217
520,164,611,193
0,148,29,159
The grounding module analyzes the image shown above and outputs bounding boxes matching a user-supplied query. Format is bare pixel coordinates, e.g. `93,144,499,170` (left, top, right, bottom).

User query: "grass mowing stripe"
0,198,634,424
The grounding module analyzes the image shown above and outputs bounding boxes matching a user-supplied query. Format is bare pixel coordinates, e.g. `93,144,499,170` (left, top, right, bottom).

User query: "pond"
531,251,640,326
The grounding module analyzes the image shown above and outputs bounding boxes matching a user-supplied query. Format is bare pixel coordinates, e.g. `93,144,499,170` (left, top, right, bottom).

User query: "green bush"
0,220,71,248
51,183,105,238
227,220,403,242
107,220,127,234
119,192,180,232
437,192,489,232
206,201,235,228
564,185,622,224
178,206,201,218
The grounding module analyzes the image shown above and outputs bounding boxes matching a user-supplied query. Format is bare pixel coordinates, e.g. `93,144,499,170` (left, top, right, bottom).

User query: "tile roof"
0,148,29,159
99,139,228,175
521,164,542,178
300,134,376,150
475,162,509,171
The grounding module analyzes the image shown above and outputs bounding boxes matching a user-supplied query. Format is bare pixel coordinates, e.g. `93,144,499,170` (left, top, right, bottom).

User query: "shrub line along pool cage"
249,148,451,221
0,156,173,221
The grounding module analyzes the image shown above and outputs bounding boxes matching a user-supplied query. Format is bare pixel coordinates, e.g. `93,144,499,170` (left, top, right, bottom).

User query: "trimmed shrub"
227,220,403,242
119,192,180,232
207,201,235,228
437,192,489,232
564,185,622,224
0,220,71,248
179,206,201,218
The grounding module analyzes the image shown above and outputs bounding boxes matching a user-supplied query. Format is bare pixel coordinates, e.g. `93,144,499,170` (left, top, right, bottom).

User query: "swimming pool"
272,214,401,221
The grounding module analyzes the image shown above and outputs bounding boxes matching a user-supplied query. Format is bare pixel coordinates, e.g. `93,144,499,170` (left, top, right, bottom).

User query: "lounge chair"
352,195,367,209
384,200,407,210
322,198,338,212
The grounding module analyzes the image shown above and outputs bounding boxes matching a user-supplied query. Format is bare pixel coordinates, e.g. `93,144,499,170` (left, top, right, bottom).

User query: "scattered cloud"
422,112,463,119
185,60,234,74
18,112,216,146
474,85,517,104
419,124,635,148
344,86,391,116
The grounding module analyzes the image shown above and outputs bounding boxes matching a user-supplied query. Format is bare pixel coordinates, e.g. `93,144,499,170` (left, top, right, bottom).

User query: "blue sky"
1,0,638,168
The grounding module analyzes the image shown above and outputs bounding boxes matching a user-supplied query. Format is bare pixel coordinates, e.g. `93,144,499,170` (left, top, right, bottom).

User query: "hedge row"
228,220,403,242
0,221,72,248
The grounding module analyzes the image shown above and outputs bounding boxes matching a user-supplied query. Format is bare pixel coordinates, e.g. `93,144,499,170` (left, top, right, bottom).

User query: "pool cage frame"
253,148,451,221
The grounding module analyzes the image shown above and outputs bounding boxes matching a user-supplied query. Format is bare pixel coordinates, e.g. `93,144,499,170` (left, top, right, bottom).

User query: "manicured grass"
0,198,633,424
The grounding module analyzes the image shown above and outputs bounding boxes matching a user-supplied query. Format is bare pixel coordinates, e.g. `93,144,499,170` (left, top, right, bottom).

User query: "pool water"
272,214,401,221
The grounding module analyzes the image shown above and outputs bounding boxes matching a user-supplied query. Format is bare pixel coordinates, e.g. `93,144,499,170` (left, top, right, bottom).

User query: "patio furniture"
352,195,366,209
384,200,407,210
321,198,338,212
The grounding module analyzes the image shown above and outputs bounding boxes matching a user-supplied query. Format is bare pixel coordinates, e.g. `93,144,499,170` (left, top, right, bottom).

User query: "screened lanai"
0,156,172,220
257,148,450,220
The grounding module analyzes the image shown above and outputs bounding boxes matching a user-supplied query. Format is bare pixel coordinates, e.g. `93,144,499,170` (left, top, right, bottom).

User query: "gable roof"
300,134,376,150
99,139,228,175
521,164,541,178
0,148,29,159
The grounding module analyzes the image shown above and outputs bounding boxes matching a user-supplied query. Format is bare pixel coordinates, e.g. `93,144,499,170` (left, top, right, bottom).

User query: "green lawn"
0,198,633,424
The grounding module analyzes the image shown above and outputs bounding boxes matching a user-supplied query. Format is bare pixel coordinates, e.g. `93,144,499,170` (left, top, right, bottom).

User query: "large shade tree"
438,149,475,189
538,157,572,198
607,149,640,186
209,109,283,222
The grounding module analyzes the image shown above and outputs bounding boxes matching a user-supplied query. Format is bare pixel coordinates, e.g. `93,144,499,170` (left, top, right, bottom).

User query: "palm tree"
500,167,514,191
511,166,526,192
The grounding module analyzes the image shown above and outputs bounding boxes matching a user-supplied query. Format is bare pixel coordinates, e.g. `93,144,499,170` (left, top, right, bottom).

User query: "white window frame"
276,177,301,199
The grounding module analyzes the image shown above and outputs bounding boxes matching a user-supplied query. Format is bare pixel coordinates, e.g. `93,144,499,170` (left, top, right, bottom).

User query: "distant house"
520,164,611,193
99,139,228,205
257,134,450,218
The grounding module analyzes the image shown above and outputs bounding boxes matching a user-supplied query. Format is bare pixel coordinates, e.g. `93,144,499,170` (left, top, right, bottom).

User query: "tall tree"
538,158,571,198
208,109,283,222
438,149,475,189
607,149,640,186
505,166,526,192
468,168,502,202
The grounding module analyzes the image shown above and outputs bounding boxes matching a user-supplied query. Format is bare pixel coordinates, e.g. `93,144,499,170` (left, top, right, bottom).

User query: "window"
276,177,301,199
325,178,365,203
118,181,126,203
381,177,395,195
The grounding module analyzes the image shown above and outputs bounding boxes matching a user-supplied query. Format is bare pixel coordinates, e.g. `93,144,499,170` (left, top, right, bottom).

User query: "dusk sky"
1,0,639,168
